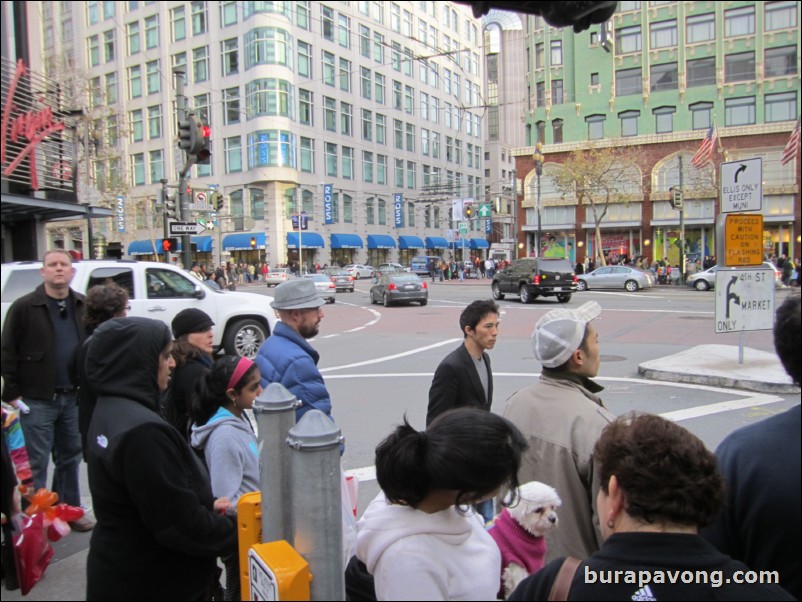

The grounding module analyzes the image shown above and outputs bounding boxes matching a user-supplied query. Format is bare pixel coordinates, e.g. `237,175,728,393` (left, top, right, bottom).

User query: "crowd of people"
0,248,799,601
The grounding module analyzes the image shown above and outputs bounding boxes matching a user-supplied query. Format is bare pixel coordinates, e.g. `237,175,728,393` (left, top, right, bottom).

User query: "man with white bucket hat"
502,301,614,562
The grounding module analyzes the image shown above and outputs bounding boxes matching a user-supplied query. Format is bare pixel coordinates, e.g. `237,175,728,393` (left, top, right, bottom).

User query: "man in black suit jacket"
427,300,500,427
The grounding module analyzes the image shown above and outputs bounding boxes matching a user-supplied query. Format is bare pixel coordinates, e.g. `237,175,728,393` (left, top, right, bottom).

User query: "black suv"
491,258,577,303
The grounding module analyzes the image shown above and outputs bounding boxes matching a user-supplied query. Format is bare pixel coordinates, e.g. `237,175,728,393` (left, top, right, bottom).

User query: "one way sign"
169,222,207,235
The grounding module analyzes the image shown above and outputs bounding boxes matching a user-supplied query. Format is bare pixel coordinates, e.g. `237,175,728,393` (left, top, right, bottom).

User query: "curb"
636,366,800,394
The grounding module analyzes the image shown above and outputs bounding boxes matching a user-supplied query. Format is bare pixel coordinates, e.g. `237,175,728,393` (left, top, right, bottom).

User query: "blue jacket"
255,321,333,422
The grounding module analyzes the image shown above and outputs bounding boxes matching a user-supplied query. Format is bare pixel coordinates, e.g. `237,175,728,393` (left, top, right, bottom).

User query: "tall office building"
515,0,799,266
37,1,487,267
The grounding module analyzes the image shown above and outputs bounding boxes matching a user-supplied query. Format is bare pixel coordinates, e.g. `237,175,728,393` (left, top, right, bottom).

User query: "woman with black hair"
355,408,527,601
191,355,262,602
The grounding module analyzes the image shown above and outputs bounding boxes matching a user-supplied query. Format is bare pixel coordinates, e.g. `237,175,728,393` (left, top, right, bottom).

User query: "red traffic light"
161,238,179,252
201,125,211,138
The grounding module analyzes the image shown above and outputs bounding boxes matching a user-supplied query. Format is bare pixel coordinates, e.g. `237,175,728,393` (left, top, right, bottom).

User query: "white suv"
1,260,277,358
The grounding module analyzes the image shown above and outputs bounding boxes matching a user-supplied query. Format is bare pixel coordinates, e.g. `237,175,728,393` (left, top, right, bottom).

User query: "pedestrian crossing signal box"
238,492,311,601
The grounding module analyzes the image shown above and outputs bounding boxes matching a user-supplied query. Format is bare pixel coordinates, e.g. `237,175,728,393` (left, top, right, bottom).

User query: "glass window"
128,65,142,99
551,80,564,104
222,38,238,76
361,109,372,141
616,67,642,96
591,72,599,86
765,1,797,31
585,114,605,140
244,28,293,69
127,22,140,54
406,123,415,152
360,25,371,57
105,72,118,104
650,62,678,91
221,1,238,27
653,106,675,133
552,119,564,144
724,96,755,126
765,46,797,78
246,131,297,169
149,150,164,184
689,102,713,130
245,79,296,119
298,41,312,78
650,20,677,48
376,114,386,144
299,89,313,126
250,188,264,221
338,14,350,48
342,147,353,179
339,58,352,92
130,109,143,142
619,110,639,137
361,67,372,99
725,52,755,83
395,159,404,187
363,151,374,182
147,105,162,139
171,6,185,41
686,13,714,43
224,88,240,125
131,153,145,186
375,72,385,104
322,5,334,41
88,35,100,67
323,51,335,86
765,92,797,123
377,155,387,185
324,97,336,131
103,29,116,62
407,161,416,189
535,42,544,68
725,6,755,37
687,57,716,87
300,137,314,173
146,60,160,94
296,1,310,30
550,40,563,66
145,15,158,49
325,142,337,176
225,136,242,173
341,102,353,136
616,26,641,54
193,46,209,82
191,1,207,35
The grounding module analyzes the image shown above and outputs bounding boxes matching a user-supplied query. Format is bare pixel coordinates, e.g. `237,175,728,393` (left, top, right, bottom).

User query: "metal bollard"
287,410,345,601
253,383,299,544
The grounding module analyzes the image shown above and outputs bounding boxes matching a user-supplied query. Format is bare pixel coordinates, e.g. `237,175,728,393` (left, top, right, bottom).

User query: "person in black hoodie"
85,317,236,601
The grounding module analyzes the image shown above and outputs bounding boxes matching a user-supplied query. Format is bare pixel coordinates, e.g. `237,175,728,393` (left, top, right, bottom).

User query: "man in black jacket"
1,249,93,531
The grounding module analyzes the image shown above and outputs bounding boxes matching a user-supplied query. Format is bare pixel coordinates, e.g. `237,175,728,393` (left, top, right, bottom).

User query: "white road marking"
320,338,462,373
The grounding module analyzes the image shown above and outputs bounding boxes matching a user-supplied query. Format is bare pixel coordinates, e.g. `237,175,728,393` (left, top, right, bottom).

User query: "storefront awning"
192,236,213,252
330,233,364,249
286,232,325,248
367,235,397,249
449,240,472,250
397,235,424,249
425,236,449,249
223,233,266,251
469,238,490,249
128,240,161,255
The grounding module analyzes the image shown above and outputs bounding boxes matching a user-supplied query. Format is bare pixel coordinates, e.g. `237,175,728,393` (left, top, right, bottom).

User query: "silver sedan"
303,274,337,303
576,266,654,292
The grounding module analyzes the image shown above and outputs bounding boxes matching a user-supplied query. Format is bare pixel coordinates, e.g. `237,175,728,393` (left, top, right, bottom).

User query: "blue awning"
330,233,364,249
425,237,449,249
469,238,490,249
367,235,396,249
222,233,266,251
192,236,213,252
397,235,424,249
128,240,161,255
448,240,471,250
286,232,325,248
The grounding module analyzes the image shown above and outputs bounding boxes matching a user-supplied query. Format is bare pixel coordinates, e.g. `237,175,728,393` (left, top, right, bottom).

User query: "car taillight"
330,277,336,283
329,283,335,289
533,275,541,285
573,275,578,283
422,281,428,289
388,283,397,290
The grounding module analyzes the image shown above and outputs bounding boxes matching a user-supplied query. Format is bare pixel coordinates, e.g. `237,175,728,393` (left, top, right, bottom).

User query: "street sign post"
169,222,207,235
720,158,763,213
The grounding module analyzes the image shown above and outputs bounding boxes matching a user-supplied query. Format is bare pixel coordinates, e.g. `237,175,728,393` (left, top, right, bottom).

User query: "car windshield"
305,274,330,282
390,275,420,283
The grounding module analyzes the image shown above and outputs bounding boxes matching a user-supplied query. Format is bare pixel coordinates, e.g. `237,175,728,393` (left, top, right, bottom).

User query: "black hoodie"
85,317,236,601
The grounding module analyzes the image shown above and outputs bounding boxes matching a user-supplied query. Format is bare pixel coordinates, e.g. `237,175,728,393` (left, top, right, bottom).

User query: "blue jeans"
20,394,82,507
474,499,495,524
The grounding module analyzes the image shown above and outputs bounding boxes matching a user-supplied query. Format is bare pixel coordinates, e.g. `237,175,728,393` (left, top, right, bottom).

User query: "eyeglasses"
56,299,67,320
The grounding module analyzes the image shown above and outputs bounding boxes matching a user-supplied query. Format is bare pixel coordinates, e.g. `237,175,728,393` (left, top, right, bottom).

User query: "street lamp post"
533,142,544,257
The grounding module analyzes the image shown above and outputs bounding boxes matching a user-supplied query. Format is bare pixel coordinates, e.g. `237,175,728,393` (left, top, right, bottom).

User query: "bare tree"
551,144,643,267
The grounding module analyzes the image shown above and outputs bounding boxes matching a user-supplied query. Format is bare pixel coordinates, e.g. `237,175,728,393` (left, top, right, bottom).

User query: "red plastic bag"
12,512,55,596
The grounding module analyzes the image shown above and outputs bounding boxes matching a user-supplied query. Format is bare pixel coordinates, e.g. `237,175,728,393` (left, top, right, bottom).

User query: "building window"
585,114,605,140
378,197,387,226
322,5,334,41
406,123,415,152
296,1,310,30
299,89,313,125
550,40,563,65
339,58,351,92
149,150,164,184
591,72,600,86
171,6,186,41
361,109,372,141
551,80,564,104
765,1,797,31
323,51,335,86
103,29,116,62
222,38,238,76
650,20,677,48
653,106,675,133
144,15,158,49
342,146,354,179
724,96,755,126
191,1,207,35
616,67,642,96
686,13,714,43
725,6,755,37
535,42,544,68
536,81,545,106
127,22,140,54
193,46,209,82
244,28,292,69
689,102,713,130
341,102,353,136
221,1,238,27
338,13,350,48
725,52,755,83
105,72,118,104
88,35,100,67
250,188,264,220
395,158,404,187
619,1,641,10
765,46,797,78
377,155,387,184
320,97,334,132
245,79,295,119
224,87,240,125
765,92,797,123
246,131,297,169
616,26,641,54
407,161,416,189
687,57,716,87
297,41,312,78
146,60,160,94
225,137,242,173
552,119,564,144
619,110,639,137
325,143,337,176
650,62,678,91
360,67,371,99
131,153,145,186
147,105,162,139
128,65,142,99
536,121,546,145
363,151,374,182
130,109,143,142
375,72,385,104
300,137,314,173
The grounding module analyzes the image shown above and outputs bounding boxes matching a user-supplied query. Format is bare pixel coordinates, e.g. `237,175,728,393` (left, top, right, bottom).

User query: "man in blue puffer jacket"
255,279,343,452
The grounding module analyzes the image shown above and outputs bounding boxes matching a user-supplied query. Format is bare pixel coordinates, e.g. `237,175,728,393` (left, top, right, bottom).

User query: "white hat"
531,301,602,368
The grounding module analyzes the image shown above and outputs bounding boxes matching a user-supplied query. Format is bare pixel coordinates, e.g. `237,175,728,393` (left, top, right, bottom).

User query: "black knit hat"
171,308,214,339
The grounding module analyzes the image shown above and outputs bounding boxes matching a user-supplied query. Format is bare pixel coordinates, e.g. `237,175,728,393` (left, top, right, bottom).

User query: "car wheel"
224,319,267,359
557,294,572,303
383,293,391,308
491,282,505,300
576,280,587,292
695,280,709,291
519,284,532,304
625,280,639,292
420,299,428,306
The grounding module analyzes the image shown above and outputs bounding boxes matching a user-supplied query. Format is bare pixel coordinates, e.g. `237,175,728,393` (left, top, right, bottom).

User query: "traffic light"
669,187,683,210
464,203,474,219
211,191,224,211
177,117,197,157
196,123,211,165
164,194,178,219
250,237,257,249
161,238,179,253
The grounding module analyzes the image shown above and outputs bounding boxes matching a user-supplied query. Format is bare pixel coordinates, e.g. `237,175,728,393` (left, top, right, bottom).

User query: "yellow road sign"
724,214,763,267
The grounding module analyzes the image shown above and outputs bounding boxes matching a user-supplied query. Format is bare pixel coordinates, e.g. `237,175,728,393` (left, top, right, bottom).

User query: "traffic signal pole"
174,68,194,270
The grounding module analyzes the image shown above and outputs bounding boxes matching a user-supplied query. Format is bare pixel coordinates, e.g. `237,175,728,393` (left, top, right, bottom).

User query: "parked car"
410,256,442,276
344,264,374,279
303,273,337,303
491,257,576,303
1,260,277,358
322,268,355,292
265,267,295,287
370,273,428,307
576,265,655,292
686,262,783,291
376,262,409,277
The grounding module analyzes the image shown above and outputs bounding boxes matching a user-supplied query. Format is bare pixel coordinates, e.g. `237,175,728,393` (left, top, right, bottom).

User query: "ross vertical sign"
485,218,492,234
116,195,125,232
323,184,333,225
394,193,404,228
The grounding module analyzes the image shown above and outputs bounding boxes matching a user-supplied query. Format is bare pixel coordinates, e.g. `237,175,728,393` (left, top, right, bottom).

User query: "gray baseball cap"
271,278,325,310
531,301,602,368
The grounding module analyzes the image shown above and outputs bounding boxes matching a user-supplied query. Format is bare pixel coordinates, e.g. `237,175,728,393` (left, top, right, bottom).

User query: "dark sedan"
370,273,428,307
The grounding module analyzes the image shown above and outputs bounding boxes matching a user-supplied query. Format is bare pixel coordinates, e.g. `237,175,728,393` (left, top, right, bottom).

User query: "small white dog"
489,481,562,599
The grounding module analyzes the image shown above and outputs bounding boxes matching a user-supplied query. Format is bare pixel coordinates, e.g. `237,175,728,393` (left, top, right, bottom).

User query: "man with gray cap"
502,301,613,562
254,278,338,428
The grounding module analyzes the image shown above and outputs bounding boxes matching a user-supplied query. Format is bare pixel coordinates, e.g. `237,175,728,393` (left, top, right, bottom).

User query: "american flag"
690,125,717,169
781,120,800,166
